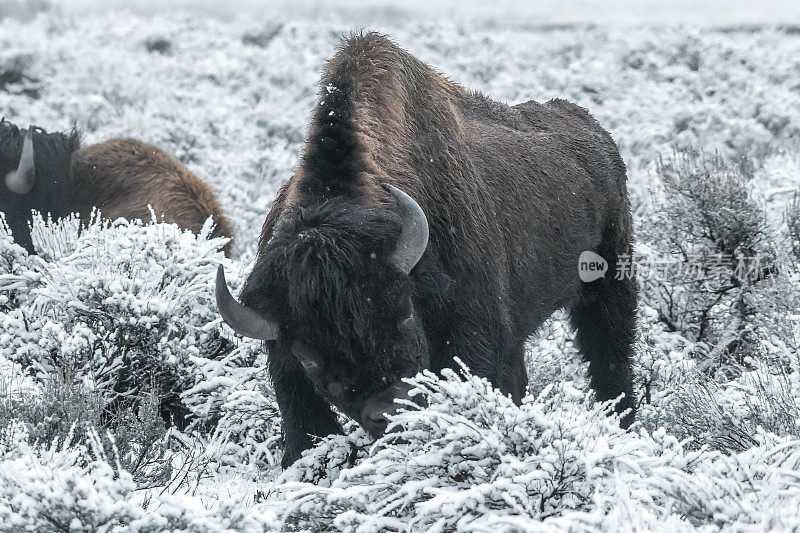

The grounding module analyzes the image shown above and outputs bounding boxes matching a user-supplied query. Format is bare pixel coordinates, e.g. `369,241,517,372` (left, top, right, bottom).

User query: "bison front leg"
268,346,343,468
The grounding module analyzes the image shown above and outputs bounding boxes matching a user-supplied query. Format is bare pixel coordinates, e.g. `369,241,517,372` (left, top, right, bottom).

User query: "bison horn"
382,183,429,274
215,264,280,340
5,128,35,195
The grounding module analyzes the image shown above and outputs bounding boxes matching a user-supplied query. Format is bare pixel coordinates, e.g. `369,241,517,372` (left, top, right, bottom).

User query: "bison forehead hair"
243,197,411,356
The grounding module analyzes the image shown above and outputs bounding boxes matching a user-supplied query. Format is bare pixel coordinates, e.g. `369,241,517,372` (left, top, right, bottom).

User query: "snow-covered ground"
16,0,800,27
1,2,800,531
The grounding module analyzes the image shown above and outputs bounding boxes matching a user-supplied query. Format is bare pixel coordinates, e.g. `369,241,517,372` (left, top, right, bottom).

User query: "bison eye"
328,381,359,399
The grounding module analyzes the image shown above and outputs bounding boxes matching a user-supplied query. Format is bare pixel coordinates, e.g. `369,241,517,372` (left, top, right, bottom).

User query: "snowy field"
1,1,800,531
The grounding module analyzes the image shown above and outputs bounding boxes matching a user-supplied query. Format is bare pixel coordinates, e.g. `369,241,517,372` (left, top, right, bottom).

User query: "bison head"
0,120,80,252
217,184,429,436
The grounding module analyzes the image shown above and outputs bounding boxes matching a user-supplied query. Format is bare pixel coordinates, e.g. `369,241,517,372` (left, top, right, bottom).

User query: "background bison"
217,33,637,467
0,119,233,254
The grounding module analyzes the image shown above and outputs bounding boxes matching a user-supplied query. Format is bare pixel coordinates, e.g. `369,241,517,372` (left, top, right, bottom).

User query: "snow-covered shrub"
180,330,284,469
744,267,800,361
0,381,102,448
264,366,800,531
0,213,36,311
0,422,279,532
634,284,800,453
270,366,648,530
5,367,800,532
633,148,800,451
524,310,586,397
109,390,173,488
631,306,692,412
681,436,800,529
645,363,800,453
206,380,283,470
786,190,800,261
0,213,231,427
638,148,781,370
0,422,141,532
0,380,174,490
1,213,286,476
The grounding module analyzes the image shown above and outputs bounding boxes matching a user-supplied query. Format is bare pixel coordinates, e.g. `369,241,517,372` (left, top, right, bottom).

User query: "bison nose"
361,406,392,436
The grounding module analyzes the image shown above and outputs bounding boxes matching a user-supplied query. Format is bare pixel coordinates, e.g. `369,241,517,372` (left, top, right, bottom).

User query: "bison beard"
218,32,638,468
0,120,233,255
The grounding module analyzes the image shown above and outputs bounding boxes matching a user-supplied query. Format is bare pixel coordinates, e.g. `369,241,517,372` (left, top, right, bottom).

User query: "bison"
217,33,637,467
1,119,233,255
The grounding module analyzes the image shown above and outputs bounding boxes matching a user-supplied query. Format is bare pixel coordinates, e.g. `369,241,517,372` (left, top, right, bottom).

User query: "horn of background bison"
5,128,35,194
382,183,429,274
215,264,280,340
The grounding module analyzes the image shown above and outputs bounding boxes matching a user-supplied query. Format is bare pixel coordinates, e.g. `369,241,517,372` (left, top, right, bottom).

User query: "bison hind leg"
569,266,637,428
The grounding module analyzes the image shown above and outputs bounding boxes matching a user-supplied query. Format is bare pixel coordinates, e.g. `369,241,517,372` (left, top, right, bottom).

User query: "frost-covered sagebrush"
264,366,800,531
0,214,34,312
633,148,800,453
4,364,800,532
0,213,247,427
0,421,280,532
638,150,773,361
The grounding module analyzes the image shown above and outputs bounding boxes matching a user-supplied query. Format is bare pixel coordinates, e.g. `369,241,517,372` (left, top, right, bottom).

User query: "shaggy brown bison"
217,32,637,467
1,120,233,255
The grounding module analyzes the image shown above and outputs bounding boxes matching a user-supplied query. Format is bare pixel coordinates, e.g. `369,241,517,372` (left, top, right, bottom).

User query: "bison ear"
5,128,35,195
381,183,429,275
215,265,280,340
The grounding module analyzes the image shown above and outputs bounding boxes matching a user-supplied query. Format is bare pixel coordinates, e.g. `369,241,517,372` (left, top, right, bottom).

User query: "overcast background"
1,0,799,26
